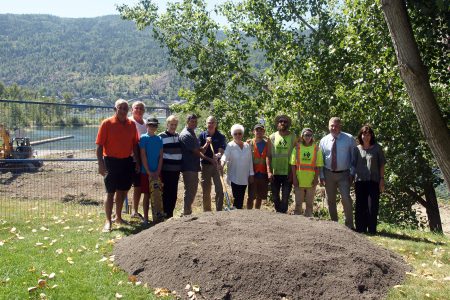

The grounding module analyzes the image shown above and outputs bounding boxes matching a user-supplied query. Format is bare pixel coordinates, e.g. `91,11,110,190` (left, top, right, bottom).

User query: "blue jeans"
271,175,292,213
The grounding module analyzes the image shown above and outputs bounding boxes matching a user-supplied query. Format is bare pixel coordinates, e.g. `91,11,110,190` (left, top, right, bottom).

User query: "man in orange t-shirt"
96,99,139,232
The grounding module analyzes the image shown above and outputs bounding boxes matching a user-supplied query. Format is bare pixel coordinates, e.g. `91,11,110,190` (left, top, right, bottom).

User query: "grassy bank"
0,201,448,299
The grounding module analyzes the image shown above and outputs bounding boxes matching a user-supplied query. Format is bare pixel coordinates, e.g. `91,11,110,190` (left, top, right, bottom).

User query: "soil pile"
115,210,409,300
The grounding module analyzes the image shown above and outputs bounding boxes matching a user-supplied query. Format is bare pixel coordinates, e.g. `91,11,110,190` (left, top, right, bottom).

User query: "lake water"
22,116,171,151
25,126,99,150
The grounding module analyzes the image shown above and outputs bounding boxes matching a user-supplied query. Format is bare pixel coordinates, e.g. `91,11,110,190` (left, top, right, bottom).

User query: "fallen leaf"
0,241,4,246
48,273,55,279
28,286,38,293
35,242,44,247
37,279,46,288
443,276,450,281
117,281,123,285
192,285,200,292
393,285,403,289
432,260,443,268
128,275,137,283
40,227,49,231
55,249,63,255
405,272,417,277
1,277,10,284
32,229,37,233
98,257,107,262
154,288,171,296
63,226,70,230
185,284,191,290
115,292,123,299
10,227,17,233
187,291,195,297
135,281,141,286
43,237,49,240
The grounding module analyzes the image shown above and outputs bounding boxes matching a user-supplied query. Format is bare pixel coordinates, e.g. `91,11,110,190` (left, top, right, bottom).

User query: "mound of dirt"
114,210,410,300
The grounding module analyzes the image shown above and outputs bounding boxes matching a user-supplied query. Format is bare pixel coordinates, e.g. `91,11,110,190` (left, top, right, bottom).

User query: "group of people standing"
96,99,385,235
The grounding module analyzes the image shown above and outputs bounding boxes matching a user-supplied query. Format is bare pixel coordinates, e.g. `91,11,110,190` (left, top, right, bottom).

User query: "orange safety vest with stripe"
251,139,268,174
295,144,319,173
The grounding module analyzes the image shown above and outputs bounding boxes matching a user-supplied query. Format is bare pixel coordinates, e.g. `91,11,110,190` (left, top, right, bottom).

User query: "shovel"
209,143,234,211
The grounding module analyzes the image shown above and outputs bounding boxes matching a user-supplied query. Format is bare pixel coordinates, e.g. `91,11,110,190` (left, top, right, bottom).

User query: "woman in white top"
220,124,254,209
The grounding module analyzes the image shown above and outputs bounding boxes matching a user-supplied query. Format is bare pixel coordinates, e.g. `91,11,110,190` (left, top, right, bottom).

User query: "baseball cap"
146,118,159,125
254,123,265,130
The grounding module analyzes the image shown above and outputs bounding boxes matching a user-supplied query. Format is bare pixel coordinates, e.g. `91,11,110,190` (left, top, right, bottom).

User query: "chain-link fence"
0,99,169,219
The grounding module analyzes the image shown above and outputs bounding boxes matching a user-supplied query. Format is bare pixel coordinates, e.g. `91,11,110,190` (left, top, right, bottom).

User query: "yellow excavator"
0,124,41,169
0,124,12,159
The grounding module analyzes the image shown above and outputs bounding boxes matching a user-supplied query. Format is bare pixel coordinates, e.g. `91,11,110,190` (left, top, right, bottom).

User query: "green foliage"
120,0,448,228
0,83,102,129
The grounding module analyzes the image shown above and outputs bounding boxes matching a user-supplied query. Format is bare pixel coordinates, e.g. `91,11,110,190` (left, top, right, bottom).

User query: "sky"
0,0,226,18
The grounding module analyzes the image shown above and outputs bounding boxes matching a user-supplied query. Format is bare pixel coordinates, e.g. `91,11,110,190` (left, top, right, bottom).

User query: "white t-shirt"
129,117,147,136
221,141,254,185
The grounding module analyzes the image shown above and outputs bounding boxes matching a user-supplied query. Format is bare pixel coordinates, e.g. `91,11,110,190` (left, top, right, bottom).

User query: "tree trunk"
381,0,450,189
423,182,443,233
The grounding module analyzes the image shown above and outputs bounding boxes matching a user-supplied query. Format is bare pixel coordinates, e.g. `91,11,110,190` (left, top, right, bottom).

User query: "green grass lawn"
0,202,165,300
0,201,449,300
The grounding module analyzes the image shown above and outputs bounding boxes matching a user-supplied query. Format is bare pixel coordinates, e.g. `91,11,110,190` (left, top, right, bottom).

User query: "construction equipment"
210,143,234,211
0,124,42,170
0,124,12,159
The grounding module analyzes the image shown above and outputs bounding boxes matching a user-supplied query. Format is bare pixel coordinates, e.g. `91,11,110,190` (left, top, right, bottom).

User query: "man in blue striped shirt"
319,117,356,229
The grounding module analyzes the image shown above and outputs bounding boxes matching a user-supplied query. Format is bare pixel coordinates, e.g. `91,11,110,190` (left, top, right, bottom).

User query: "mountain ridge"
0,14,182,101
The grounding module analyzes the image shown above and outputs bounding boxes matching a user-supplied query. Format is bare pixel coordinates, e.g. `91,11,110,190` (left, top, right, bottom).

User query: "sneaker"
130,212,144,220
142,219,149,227
115,219,129,226
102,222,112,233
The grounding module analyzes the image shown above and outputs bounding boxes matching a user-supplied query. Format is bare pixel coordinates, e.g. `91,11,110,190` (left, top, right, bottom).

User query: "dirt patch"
0,149,105,202
114,210,410,300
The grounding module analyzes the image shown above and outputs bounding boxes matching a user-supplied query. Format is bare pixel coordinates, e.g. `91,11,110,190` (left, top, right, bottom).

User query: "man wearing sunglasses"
267,115,297,213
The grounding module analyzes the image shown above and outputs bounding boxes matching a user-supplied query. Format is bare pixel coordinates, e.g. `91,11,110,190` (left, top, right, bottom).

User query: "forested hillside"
0,14,184,102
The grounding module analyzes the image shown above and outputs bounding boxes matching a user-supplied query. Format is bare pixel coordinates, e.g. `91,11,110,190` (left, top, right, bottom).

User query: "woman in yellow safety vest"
290,128,324,217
